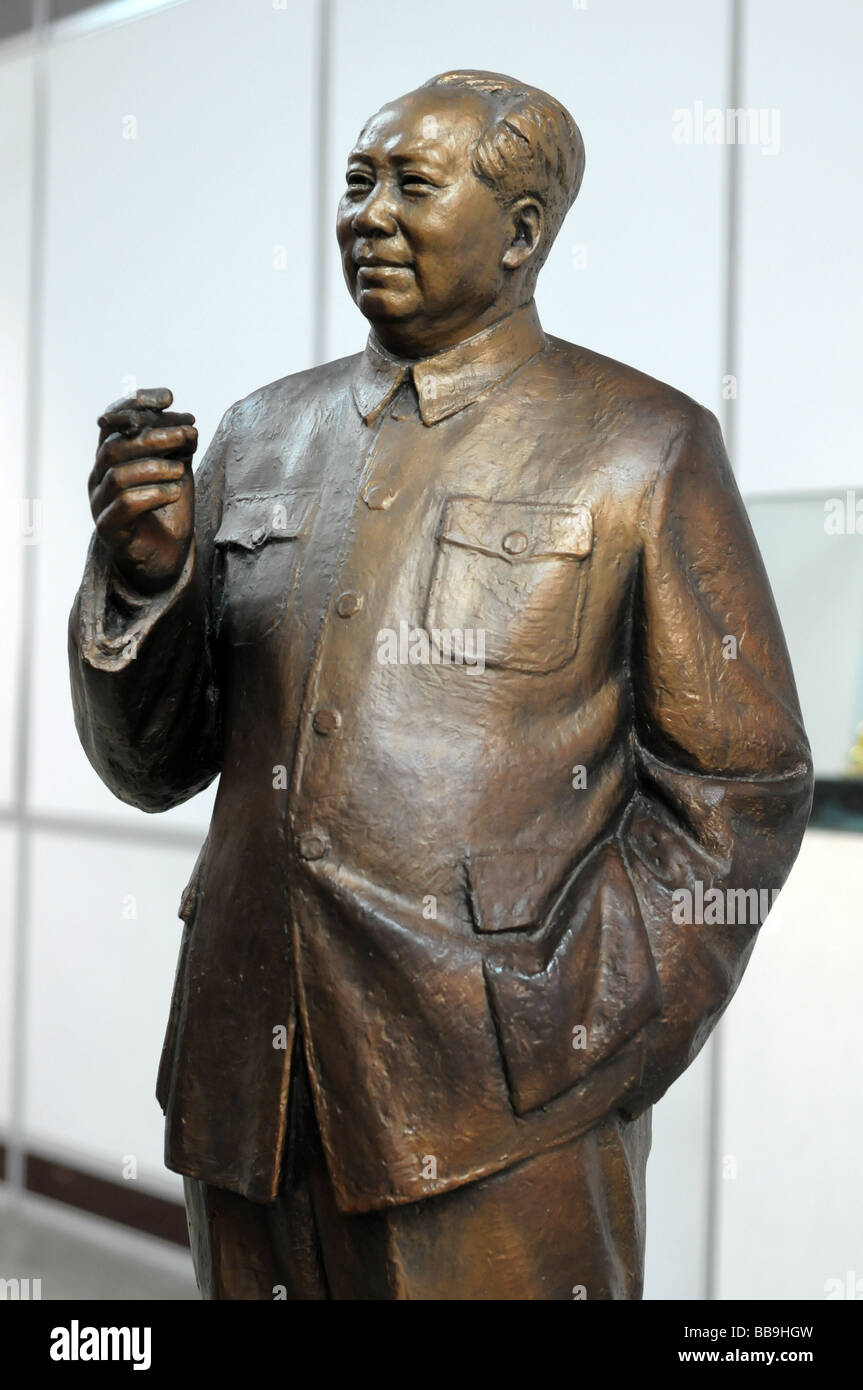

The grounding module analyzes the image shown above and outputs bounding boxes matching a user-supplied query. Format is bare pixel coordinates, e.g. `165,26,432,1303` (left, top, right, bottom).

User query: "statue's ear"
502,198,543,271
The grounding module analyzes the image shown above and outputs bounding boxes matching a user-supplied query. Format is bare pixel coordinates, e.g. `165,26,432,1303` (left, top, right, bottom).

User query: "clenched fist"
89,387,198,594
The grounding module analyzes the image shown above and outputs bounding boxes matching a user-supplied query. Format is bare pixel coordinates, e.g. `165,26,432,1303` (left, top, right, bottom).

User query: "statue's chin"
355,284,418,324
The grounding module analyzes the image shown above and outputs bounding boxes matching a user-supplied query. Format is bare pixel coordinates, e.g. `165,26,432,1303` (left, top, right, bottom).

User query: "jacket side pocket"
482,837,662,1115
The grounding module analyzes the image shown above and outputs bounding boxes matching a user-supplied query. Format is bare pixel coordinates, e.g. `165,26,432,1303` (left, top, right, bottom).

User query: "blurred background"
0,0,861,1301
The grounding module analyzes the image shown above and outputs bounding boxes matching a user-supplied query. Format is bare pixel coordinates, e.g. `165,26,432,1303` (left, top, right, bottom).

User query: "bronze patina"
69,71,812,1299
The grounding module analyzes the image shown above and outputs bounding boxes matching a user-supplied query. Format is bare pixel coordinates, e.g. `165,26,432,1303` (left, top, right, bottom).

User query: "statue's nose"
352,187,398,237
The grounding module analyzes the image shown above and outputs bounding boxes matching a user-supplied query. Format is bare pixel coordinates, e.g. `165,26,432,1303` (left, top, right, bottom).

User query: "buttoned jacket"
69,302,812,1210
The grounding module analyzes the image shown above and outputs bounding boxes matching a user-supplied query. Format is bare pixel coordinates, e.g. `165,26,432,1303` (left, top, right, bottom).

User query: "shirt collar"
351,300,545,427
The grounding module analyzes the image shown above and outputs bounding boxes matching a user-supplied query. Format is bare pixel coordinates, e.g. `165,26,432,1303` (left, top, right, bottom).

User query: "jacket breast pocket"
214,490,316,644
425,496,593,673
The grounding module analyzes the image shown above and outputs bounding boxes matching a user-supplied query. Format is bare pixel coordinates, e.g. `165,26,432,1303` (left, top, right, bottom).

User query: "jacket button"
297,832,328,861
250,525,267,546
336,591,362,618
365,484,396,510
313,708,342,735
502,530,528,555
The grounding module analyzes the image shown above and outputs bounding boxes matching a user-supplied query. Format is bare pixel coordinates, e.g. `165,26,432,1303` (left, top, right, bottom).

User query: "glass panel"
746,491,863,787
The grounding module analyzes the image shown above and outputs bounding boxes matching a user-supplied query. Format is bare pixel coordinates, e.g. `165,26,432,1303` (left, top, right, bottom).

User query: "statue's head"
337,70,585,357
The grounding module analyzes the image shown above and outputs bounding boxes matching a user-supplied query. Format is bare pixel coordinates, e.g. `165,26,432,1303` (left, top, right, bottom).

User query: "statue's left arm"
618,401,813,1118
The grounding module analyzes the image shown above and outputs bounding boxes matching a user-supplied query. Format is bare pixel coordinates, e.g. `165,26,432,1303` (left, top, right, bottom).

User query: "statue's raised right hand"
89,387,198,595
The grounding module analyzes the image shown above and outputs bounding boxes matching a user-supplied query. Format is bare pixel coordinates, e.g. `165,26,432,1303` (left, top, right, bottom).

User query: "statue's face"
337,88,515,353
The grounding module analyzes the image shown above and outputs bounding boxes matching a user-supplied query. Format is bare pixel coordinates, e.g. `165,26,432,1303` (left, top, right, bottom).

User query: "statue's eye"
401,174,435,194
346,170,373,190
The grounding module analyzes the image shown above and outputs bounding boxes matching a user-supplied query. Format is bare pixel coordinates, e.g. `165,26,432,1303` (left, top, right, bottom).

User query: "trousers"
183,1036,650,1300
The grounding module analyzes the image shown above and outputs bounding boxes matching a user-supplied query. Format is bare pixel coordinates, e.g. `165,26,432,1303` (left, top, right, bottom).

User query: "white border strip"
50,0,189,44
0,0,189,58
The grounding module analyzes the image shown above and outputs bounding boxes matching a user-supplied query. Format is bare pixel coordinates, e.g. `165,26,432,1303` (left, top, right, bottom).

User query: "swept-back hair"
423,69,585,279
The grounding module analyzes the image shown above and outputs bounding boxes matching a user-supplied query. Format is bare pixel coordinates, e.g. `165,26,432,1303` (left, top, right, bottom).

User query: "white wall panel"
0,49,33,809
716,829,863,1299
28,0,319,831
24,828,195,1198
0,826,16,1133
736,0,863,493
644,1041,713,1300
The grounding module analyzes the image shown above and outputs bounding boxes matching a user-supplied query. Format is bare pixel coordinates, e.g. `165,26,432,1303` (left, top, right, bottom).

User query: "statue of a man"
69,70,812,1299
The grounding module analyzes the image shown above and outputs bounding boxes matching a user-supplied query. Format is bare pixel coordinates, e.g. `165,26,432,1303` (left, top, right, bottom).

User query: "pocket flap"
440,496,593,561
468,848,569,933
214,490,316,550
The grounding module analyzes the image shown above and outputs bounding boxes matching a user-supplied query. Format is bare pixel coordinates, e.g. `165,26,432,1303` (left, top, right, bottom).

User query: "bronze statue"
68,71,813,1299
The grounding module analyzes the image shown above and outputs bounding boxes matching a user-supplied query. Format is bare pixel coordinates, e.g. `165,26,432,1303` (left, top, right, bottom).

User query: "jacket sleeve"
67,405,234,812
618,401,813,1118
